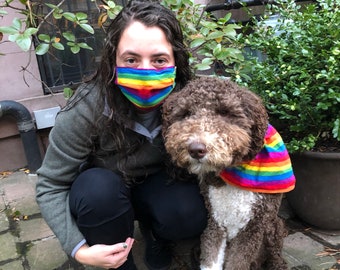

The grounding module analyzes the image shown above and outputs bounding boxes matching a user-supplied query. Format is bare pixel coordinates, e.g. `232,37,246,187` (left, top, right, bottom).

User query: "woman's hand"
74,237,134,269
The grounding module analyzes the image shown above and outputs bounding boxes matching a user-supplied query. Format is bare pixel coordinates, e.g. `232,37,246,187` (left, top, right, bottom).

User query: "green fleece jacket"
36,82,166,255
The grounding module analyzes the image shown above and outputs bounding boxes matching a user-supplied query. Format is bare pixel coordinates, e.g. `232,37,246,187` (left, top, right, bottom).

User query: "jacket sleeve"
36,84,99,255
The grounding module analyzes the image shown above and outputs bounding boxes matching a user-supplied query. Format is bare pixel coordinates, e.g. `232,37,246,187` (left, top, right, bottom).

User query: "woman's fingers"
103,238,135,268
74,239,135,269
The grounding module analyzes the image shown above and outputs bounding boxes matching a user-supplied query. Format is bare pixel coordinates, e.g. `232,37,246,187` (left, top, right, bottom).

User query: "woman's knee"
69,168,132,225
153,195,207,240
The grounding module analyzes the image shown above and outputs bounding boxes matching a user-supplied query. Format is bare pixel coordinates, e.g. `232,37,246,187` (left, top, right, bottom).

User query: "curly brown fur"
162,76,287,270
162,76,268,172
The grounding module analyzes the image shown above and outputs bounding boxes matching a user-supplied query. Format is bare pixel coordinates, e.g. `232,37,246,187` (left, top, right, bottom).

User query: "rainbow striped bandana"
220,124,296,193
115,66,176,111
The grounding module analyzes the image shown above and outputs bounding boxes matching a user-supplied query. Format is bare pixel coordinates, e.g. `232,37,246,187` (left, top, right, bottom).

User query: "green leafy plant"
0,0,95,53
161,0,248,81
0,0,122,94
0,0,121,57
240,0,340,153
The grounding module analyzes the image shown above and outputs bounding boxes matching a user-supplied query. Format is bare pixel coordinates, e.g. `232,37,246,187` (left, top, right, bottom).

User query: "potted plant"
240,0,340,230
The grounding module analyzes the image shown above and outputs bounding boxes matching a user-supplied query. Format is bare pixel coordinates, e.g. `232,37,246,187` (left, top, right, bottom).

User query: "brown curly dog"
162,76,294,270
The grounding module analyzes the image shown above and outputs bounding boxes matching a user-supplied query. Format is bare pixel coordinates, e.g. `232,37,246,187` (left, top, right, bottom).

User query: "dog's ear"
162,89,192,136
215,78,268,160
162,92,179,136
238,86,269,161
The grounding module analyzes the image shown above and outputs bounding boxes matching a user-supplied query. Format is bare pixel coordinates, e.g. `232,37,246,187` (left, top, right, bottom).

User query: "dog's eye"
216,108,229,116
173,109,190,119
178,111,190,119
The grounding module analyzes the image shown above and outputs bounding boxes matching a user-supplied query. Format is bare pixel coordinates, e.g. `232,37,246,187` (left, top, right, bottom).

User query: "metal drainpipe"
0,100,42,173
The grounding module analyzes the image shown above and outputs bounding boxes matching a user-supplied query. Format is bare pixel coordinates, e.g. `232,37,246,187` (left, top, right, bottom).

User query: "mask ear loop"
108,108,114,121
108,67,116,85
106,66,116,121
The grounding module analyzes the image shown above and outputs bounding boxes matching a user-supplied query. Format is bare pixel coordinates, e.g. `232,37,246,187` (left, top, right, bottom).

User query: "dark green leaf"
63,32,75,42
78,43,93,50
63,12,76,22
76,12,88,21
36,43,50,55
70,45,80,54
190,38,205,48
38,34,51,42
63,87,74,99
79,24,94,34
52,42,65,50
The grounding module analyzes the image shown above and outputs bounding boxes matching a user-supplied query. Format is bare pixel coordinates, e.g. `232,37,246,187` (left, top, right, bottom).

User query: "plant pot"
286,151,340,230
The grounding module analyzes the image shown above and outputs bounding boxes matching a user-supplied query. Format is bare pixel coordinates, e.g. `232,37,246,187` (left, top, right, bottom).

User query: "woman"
36,1,207,270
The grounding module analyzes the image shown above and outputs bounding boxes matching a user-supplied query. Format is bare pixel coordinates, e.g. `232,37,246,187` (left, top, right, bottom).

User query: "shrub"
241,0,340,152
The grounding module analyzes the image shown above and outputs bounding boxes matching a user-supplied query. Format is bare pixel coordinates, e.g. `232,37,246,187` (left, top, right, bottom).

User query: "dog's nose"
188,142,207,159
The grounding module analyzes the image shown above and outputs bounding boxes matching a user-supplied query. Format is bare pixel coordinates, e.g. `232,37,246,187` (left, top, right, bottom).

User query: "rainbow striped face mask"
115,66,176,111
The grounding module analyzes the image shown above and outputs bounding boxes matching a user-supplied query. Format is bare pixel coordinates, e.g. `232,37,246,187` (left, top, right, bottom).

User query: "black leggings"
69,168,207,267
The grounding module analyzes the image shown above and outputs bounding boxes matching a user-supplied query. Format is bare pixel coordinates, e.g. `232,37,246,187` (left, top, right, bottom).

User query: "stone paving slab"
310,230,340,248
19,218,54,243
0,172,40,215
26,237,69,270
0,212,9,231
0,259,24,270
0,171,339,270
0,232,19,262
283,232,337,270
